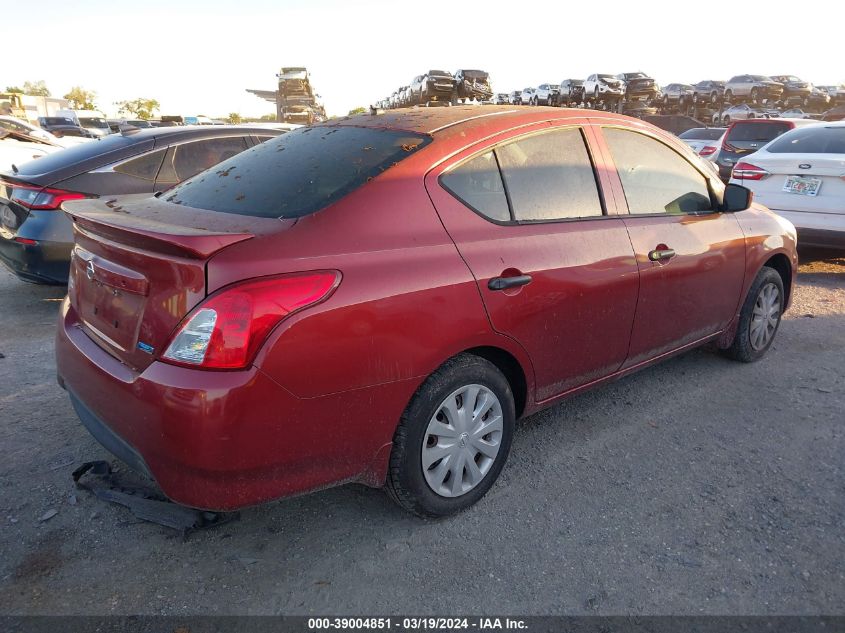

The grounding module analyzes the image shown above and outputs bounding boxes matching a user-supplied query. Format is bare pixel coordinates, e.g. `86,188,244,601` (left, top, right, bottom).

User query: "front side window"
496,128,603,221
603,128,712,215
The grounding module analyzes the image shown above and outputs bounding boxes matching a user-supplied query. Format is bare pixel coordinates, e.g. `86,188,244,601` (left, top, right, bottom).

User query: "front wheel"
386,354,515,517
722,267,785,362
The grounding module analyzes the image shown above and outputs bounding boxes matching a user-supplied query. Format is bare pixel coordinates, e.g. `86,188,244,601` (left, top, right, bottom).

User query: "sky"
3,0,841,118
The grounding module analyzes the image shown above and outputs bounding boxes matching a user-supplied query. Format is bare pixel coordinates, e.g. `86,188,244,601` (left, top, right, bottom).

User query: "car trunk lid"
739,154,845,215
63,194,259,371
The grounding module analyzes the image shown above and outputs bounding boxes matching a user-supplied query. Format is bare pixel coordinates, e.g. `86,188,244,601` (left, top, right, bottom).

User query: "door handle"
488,274,533,291
648,248,676,261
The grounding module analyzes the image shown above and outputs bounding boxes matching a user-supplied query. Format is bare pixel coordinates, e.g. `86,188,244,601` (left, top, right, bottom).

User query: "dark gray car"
0,125,284,283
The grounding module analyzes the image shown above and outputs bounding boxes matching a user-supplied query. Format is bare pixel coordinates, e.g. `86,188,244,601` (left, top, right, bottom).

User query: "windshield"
598,74,615,80
165,126,431,219
750,76,771,82
428,70,450,77
727,121,792,143
79,117,109,129
679,128,726,140
624,73,647,79
766,126,845,154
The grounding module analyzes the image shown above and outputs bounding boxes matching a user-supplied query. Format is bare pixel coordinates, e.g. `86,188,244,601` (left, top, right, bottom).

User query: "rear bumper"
56,298,409,510
770,209,845,250
0,233,71,284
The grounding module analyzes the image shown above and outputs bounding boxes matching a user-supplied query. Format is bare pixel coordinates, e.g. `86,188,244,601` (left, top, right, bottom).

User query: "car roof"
321,105,630,139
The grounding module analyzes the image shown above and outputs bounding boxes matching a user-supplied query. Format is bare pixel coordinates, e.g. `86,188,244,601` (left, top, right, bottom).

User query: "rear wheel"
724,89,733,103
386,354,515,517
723,267,784,362
750,87,760,102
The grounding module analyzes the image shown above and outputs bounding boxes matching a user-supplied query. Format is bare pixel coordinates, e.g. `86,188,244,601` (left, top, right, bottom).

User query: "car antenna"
11,163,18,174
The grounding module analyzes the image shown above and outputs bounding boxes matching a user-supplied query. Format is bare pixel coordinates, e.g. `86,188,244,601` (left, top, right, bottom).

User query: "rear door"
594,123,746,366
426,121,639,402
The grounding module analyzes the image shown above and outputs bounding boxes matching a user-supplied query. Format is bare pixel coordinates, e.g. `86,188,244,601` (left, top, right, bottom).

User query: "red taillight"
732,161,770,181
0,179,88,210
162,271,341,370
13,237,38,245
699,145,717,156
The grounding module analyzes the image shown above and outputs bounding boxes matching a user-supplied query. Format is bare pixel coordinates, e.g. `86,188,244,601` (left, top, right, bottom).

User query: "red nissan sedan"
56,106,798,517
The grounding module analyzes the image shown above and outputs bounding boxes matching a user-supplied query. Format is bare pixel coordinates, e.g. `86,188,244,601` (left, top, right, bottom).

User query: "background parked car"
770,75,813,105
661,83,695,106
780,108,818,119
715,118,819,181
494,93,509,105
678,127,726,160
37,117,97,139
617,72,659,102
0,115,60,143
520,87,537,105
0,129,63,172
716,103,772,126
584,74,625,101
724,75,784,104
454,69,493,102
0,125,284,284
533,84,560,106
411,70,457,105
692,80,725,104
559,79,585,105
729,121,842,249
55,109,112,137
509,91,522,105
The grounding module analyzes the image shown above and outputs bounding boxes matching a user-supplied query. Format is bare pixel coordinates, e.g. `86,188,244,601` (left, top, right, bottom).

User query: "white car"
520,87,537,105
0,130,63,172
0,115,89,146
729,121,843,249
677,127,727,161
713,103,775,126
583,74,625,101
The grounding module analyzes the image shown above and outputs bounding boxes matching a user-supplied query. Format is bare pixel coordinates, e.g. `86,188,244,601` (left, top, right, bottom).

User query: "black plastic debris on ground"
72,461,239,537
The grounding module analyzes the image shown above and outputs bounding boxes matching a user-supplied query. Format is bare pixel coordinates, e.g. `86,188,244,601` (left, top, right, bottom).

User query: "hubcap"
749,282,781,351
422,384,503,498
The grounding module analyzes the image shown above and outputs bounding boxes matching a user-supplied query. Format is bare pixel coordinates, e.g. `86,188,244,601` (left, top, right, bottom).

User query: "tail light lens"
699,145,718,157
1,180,88,210
162,271,340,370
732,161,770,181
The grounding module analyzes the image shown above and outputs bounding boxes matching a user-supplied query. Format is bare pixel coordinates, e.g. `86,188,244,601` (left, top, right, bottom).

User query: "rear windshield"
165,126,431,219
13,133,139,176
679,128,726,140
727,122,792,143
42,117,73,125
766,126,845,154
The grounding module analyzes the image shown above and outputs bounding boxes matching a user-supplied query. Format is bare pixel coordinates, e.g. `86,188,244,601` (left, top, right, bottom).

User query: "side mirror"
722,183,752,212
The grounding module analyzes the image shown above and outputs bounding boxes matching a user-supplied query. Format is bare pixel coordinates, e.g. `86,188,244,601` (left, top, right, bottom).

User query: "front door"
426,122,640,402
596,125,747,367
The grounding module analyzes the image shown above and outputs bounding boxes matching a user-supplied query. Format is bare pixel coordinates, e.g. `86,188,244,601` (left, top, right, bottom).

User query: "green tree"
5,86,23,94
64,87,98,110
114,97,160,120
259,113,276,121
227,112,242,124
348,107,366,116
23,80,50,97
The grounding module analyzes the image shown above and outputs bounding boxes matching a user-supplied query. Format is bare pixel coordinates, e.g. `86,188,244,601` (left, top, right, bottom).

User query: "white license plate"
783,175,821,197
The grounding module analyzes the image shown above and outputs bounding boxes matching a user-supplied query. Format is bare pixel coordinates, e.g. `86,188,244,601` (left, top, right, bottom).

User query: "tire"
594,87,600,102
711,91,718,104
722,267,785,363
723,115,731,125
750,87,759,102
724,89,733,103
386,354,516,517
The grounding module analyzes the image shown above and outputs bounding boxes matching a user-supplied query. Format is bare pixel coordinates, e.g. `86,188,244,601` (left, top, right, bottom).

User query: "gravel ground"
0,251,843,616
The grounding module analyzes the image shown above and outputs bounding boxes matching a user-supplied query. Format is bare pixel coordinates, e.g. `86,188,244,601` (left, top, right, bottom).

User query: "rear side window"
497,128,603,221
727,122,791,143
679,128,725,141
765,126,845,154
441,151,509,222
113,149,165,181
157,137,249,184
12,133,141,176
604,128,712,215
166,126,431,218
